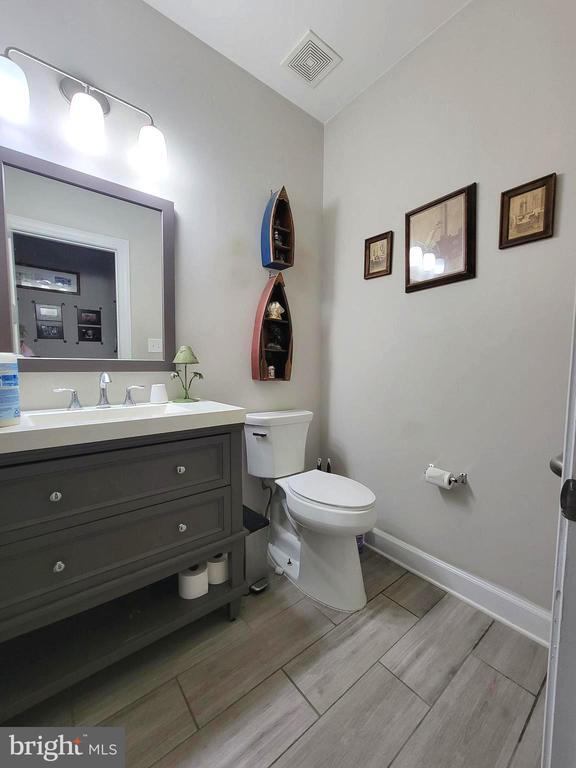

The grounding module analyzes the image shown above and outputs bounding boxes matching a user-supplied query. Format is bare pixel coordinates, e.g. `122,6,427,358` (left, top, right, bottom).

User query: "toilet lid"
287,470,375,509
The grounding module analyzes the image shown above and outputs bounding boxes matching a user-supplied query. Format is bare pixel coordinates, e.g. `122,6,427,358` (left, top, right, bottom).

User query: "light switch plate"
148,338,162,354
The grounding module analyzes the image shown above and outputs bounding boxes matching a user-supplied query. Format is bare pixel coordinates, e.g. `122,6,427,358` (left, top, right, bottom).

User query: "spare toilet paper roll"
179,563,209,599
425,465,453,489
207,553,228,585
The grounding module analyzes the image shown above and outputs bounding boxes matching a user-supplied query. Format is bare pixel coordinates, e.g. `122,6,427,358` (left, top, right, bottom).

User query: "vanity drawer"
0,434,230,540
0,488,230,610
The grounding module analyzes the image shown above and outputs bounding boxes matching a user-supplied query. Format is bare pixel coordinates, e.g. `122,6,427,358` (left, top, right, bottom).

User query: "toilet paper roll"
425,465,453,489
207,553,229,585
178,563,209,599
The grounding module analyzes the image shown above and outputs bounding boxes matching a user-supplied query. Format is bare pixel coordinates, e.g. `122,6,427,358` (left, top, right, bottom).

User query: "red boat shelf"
251,272,293,381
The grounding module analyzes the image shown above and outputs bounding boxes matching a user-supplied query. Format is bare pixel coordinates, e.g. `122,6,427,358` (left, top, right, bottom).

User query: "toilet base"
268,531,367,613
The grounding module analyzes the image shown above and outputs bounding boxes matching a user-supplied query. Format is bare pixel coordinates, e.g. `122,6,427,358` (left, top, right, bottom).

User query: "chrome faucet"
123,385,145,406
97,372,112,407
53,388,82,410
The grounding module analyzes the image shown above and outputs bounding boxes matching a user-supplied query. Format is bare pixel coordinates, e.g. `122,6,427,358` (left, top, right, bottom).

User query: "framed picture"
35,303,62,322
405,183,476,293
77,308,101,326
364,231,393,279
78,326,102,342
15,264,80,294
36,322,64,340
499,173,556,249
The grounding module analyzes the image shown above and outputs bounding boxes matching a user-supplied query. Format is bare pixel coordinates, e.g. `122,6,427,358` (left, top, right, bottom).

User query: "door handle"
561,479,576,521
550,453,563,478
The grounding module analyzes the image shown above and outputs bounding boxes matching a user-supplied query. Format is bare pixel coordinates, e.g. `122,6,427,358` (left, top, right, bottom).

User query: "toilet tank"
244,410,313,478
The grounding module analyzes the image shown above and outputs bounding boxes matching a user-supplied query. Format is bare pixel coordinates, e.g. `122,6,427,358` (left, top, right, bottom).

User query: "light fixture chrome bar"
4,47,155,125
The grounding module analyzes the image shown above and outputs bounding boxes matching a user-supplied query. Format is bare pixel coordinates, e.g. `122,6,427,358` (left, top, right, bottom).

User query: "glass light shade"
409,246,423,268
135,124,167,176
434,257,446,275
422,252,436,271
68,91,106,154
173,345,199,365
0,56,30,124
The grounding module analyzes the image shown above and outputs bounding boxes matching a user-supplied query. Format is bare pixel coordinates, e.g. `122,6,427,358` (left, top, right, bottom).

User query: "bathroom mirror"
0,146,175,371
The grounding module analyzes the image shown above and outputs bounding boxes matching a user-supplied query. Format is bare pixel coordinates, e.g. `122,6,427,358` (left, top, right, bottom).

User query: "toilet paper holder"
426,464,468,486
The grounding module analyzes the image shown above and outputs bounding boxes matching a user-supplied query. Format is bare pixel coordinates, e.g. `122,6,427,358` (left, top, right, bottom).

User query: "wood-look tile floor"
13,549,548,768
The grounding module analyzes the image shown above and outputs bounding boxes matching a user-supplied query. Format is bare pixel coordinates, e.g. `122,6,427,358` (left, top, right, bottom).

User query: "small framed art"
364,231,393,279
499,173,556,249
405,183,476,293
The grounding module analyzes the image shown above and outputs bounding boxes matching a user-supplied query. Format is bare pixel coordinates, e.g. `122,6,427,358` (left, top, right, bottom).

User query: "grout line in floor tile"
176,676,199,732
379,592,422,619
378,697,431,768
180,612,338,731
280,669,322,717
376,660,431,707
470,655,543,697
147,667,320,768
505,677,547,768
379,608,495,708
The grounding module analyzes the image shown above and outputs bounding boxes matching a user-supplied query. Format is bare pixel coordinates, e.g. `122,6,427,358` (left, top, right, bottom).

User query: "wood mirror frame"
0,146,175,372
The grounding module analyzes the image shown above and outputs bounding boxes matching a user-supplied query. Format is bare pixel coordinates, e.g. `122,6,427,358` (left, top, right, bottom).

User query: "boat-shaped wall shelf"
251,272,293,381
261,186,295,270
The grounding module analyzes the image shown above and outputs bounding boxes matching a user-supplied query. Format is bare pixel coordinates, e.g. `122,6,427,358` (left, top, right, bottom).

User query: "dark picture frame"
364,231,393,279
405,183,476,293
35,303,63,323
78,326,102,343
77,308,101,326
499,173,556,249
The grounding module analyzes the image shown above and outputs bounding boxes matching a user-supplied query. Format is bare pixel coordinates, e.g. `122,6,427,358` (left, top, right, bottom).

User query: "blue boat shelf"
261,186,295,270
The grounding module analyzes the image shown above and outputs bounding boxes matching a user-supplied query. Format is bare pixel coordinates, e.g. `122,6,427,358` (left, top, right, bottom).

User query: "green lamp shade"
173,345,199,364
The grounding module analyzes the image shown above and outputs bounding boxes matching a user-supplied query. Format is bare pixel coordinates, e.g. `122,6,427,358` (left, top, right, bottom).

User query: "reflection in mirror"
4,166,164,361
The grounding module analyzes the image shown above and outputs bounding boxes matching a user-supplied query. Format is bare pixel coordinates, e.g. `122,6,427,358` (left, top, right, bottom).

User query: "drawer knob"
178,523,188,533
176,466,186,475
49,491,63,503
53,560,66,573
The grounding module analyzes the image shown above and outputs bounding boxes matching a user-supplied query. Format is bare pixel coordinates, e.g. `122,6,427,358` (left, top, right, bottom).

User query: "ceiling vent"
282,30,342,87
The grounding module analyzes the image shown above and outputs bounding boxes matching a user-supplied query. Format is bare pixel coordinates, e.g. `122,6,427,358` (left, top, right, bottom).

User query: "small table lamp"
171,345,204,402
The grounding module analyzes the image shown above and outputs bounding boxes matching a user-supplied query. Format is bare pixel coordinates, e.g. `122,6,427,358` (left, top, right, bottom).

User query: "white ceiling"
142,0,472,123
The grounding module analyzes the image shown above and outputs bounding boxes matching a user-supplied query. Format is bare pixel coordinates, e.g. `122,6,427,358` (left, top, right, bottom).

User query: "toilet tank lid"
245,410,314,426
287,470,376,509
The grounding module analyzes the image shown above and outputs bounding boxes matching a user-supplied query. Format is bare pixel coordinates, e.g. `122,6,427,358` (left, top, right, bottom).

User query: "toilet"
244,410,376,612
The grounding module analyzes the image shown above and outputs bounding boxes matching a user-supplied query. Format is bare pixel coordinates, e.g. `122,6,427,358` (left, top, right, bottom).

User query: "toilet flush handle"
252,432,268,438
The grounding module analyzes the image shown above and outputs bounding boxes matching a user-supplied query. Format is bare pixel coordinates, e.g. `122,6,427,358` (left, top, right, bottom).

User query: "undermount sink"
0,400,246,455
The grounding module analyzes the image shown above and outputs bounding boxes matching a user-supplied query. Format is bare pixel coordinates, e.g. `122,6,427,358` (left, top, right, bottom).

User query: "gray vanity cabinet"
0,423,247,722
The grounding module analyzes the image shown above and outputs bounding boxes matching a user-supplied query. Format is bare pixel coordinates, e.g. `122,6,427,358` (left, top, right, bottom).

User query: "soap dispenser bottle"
0,353,20,427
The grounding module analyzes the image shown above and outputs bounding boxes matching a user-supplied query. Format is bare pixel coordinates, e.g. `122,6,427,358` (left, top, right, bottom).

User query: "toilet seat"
277,470,376,536
287,470,375,509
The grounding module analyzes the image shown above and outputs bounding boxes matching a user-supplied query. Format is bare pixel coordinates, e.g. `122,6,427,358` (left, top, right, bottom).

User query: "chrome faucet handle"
53,388,82,410
97,372,112,407
123,385,145,406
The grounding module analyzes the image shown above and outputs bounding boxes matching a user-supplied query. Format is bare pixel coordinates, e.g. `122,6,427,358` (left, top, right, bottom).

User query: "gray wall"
322,0,576,608
0,0,324,490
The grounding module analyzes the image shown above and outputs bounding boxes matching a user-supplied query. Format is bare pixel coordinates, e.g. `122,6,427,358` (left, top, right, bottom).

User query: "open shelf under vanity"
0,571,246,723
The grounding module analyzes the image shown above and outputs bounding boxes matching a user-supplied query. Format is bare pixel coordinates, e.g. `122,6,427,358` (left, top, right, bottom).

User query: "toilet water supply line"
261,480,273,519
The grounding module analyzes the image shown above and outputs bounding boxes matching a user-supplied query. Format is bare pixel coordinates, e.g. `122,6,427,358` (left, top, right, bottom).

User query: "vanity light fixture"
0,48,168,173
68,90,106,155
0,55,29,123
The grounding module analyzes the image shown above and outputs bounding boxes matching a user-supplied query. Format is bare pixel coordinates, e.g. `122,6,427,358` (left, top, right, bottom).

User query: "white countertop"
0,400,246,455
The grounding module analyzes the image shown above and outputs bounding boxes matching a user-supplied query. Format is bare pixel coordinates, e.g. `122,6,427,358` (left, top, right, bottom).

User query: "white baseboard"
367,527,551,647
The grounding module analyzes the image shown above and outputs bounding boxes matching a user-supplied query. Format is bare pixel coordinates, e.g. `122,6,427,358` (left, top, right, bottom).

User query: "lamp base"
172,397,201,403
